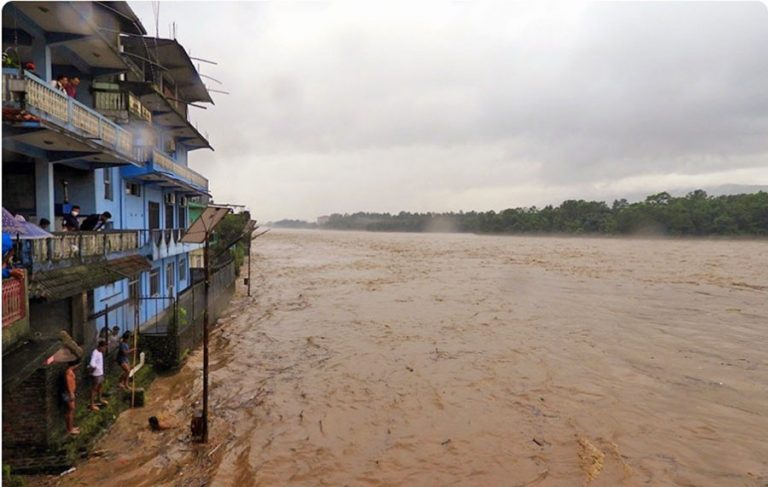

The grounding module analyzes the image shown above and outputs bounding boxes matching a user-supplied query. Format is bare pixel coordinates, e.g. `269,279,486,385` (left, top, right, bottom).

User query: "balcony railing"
28,230,141,270
3,70,136,160
134,148,208,191
2,274,27,328
93,86,152,123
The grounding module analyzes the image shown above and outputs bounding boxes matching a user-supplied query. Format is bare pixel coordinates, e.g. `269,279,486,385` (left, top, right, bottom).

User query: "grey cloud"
131,2,768,220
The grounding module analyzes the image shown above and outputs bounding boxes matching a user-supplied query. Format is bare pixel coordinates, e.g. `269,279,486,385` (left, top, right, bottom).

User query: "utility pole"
201,231,210,442
247,233,252,298
182,205,230,443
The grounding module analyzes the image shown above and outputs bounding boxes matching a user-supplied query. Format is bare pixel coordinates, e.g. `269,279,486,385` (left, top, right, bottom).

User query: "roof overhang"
121,36,214,104
29,255,151,302
4,2,132,73
2,120,141,168
121,81,212,150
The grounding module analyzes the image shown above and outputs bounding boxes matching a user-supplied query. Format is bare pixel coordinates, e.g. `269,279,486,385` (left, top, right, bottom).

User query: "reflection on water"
44,230,767,486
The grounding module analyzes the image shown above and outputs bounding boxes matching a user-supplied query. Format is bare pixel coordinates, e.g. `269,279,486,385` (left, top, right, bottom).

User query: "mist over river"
42,229,767,486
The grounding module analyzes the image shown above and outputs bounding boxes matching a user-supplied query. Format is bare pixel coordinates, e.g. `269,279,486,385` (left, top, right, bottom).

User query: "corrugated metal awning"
29,255,151,301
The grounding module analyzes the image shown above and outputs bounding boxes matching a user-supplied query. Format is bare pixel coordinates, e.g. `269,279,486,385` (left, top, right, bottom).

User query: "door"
165,203,174,229
178,205,186,231
148,202,160,229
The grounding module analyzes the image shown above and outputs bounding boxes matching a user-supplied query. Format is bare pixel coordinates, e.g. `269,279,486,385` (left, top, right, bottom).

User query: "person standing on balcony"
88,341,108,412
51,75,68,93
2,233,24,280
80,211,112,231
65,76,80,98
63,205,81,231
38,218,51,231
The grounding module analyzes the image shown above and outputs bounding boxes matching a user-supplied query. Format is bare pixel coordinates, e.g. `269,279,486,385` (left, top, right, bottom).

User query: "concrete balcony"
26,230,142,273
124,148,209,195
2,69,139,167
92,82,153,124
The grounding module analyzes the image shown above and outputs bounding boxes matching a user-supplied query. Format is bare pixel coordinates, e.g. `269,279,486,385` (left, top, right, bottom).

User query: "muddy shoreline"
34,229,768,486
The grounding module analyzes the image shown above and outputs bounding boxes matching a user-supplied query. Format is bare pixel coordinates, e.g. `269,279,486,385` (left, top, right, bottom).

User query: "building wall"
53,166,96,216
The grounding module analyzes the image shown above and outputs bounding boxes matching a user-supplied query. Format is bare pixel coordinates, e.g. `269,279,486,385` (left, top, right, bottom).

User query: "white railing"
102,123,117,147
72,103,100,138
6,71,136,160
25,75,69,121
152,149,208,190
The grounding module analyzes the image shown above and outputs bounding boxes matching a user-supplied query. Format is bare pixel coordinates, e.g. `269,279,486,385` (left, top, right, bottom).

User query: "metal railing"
2,274,26,328
3,71,136,160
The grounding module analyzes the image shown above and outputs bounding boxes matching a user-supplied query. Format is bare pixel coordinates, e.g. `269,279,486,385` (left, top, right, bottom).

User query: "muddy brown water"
36,229,767,486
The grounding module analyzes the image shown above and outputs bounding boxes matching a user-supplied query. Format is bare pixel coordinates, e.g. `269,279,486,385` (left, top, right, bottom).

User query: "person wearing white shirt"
88,341,108,411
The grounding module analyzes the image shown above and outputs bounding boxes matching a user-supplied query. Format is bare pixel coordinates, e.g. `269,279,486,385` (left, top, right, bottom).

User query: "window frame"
178,258,187,282
149,269,160,297
104,168,113,201
166,262,175,292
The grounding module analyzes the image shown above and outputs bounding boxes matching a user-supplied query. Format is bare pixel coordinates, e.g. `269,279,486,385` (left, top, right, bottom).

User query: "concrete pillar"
29,36,51,81
70,292,88,345
34,160,54,224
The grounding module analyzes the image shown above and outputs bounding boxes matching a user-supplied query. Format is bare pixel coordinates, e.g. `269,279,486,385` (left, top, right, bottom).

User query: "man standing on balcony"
80,211,112,231
63,205,80,231
65,76,80,98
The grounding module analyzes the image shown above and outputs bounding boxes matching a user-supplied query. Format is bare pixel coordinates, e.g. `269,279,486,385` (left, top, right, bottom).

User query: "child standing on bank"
63,360,81,435
88,341,108,411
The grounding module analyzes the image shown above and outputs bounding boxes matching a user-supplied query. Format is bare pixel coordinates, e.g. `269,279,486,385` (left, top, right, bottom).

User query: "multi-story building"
1,1,221,470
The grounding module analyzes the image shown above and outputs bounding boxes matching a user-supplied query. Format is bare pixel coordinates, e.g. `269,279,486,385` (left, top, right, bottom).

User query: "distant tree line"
320,190,768,236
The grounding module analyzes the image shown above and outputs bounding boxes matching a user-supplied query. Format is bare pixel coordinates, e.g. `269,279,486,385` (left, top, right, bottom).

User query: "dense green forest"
317,190,768,236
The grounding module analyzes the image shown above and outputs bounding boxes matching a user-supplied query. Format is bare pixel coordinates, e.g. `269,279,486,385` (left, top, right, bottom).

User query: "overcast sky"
130,2,768,221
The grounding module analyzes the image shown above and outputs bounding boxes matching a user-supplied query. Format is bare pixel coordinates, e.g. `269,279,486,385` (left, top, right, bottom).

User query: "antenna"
190,57,218,65
200,74,222,85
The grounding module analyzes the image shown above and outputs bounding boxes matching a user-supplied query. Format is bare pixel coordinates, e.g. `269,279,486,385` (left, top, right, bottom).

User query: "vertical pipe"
202,232,210,442
132,278,140,408
247,233,252,298
104,311,109,379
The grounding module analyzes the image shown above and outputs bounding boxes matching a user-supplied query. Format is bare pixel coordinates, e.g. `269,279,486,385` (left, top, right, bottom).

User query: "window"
125,181,141,197
179,259,187,282
166,263,175,292
129,278,140,301
104,168,113,201
178,205,186,230
149,269,160,296
148,202,160,229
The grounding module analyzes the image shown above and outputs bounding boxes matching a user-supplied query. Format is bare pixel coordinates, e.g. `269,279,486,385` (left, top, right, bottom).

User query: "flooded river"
43,230,767,486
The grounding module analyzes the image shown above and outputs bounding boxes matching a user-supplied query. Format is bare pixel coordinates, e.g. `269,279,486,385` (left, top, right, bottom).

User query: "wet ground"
36,229,768,486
